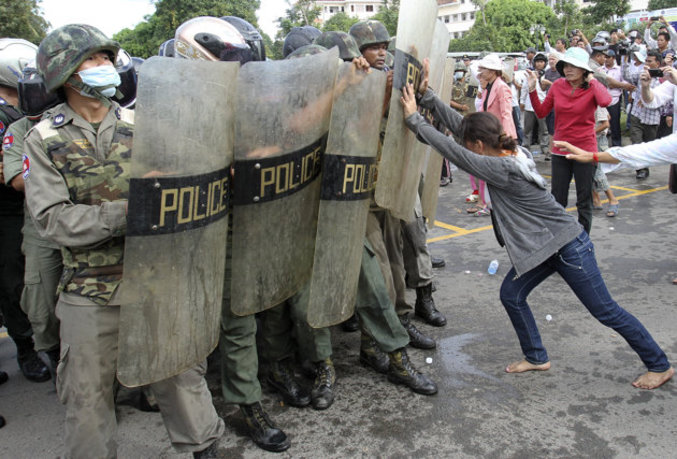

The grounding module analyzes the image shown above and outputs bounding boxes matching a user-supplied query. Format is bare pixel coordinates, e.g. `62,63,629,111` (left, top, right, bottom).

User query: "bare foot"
505,360,551,373
632,367,674,389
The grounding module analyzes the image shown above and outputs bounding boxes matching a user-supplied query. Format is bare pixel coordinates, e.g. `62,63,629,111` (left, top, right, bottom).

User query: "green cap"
349,20,390,51
37,24,119,92
314,31,361,61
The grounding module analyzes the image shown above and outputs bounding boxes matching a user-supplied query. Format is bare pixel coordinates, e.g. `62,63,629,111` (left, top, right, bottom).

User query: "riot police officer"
24,24,224,458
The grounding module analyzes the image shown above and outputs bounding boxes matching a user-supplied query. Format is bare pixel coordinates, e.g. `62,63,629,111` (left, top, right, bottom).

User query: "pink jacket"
479,77,517,140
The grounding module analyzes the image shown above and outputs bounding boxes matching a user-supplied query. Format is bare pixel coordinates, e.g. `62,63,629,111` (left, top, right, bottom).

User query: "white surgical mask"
77,65,121,97
454,71,465,80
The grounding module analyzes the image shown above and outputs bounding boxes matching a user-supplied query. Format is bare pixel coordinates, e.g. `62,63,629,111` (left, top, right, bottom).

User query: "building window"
351,5,354,12
453,14,458,21
444,15,449,23
366,5,374,12
461,13,466,21
470,12,475,20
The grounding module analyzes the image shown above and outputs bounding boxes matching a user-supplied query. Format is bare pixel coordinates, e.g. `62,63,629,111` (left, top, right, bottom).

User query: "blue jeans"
499,231,670,372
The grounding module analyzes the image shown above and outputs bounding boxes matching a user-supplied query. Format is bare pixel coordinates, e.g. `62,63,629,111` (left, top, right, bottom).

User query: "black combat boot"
37,347,60,385
359,334,389,374
341,314,359,332
15,338,50,382
240,402,291,452
268,359,311,407
311,357,336,410
414,283,447,327
193,441,222,458
387,348,438,395
399,313,436,349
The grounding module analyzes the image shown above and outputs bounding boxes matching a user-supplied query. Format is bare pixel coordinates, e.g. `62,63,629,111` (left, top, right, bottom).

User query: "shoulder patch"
22,154,30,180
0,121,5,136
2,132,14,151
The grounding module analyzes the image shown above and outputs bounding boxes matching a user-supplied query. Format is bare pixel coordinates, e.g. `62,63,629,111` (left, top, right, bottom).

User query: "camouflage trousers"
401,194,434,290
20,242,62,352
56,296,224,459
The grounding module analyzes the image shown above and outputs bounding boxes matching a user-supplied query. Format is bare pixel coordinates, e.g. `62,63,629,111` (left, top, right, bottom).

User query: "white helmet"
0,38,38,89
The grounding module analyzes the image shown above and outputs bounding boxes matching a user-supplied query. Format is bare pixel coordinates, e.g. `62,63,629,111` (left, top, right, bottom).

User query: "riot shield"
374,0,439,221
421,36,454,224
230,49,340,315
503,57,515,85
306,63,386,328
118,57,236,387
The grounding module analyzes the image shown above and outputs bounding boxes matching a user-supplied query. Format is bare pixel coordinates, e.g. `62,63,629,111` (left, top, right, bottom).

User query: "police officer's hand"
400,83,418,118
351,56,371,73
418,58,430,95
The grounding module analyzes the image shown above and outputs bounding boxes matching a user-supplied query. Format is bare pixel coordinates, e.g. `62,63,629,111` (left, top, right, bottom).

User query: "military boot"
415,283,447,327
268,359,311,407
311,357,336,410
399,313,436,349
37,347,60,385
387,348,438,395
359,334,389,374
15,338,50,383
341,313,359,332
239,402,291,453
193,440,224,458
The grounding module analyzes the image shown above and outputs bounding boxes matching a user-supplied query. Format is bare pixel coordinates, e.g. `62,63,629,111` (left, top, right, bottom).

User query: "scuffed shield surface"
307,64,386,328
118,57,236,386
230,49,340,315
374,0,439,221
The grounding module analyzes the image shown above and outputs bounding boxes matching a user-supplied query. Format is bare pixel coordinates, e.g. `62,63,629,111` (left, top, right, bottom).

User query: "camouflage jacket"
451,74,477,113
24,102,133,305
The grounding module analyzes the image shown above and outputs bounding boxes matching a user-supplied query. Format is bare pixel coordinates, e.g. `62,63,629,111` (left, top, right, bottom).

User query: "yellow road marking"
429,185,668,243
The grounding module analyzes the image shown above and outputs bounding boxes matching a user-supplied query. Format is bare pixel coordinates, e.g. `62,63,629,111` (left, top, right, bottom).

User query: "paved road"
1,159,675,458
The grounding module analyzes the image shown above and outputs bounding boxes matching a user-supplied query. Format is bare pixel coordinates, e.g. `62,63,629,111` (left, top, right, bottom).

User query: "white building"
438,0,650,39
314,0,386,25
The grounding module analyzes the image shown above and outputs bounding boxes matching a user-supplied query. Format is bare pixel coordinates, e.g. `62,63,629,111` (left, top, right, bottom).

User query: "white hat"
477,53,503,71
555,47,592,76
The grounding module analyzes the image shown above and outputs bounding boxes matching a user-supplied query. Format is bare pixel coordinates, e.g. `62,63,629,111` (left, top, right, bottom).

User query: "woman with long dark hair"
527,47,611,233
399,83,673,390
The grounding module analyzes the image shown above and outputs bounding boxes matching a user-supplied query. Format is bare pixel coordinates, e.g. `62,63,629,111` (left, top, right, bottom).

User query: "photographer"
521,53,550,159
644,16,677,54
640,60,677,136
629,50,664,180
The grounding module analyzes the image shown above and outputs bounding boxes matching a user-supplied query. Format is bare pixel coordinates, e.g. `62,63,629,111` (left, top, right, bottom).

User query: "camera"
650,16,660,21
648,69,664,78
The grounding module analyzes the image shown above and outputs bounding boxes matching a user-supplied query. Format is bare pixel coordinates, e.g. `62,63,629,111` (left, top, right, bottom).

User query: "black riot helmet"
17,60,62,118
158,39,175,57
283,26,322,58
112,49,137,108
220,16,266,62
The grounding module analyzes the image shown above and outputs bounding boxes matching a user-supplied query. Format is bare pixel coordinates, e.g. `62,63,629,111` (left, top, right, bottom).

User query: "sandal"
672,277,677,285
472,207,491,217
465,191,479,203
466,205,482,213
606,203,619,217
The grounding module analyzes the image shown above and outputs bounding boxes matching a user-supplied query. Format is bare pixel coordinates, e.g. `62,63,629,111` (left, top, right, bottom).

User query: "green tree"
470,0,489,27
584,0,630,26
452,0,556,52
647,0,675,11
113,0,260,58
0,0,50,44
370,0,399,36
321,12,359,32
277,0,322,39
551,0,582,38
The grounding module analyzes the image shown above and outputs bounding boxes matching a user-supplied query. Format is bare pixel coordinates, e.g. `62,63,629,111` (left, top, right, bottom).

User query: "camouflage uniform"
451,71,477,114
24,101,224,458
2,116,61,353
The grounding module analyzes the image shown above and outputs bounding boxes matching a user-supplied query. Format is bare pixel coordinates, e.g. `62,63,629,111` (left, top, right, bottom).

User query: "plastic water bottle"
488,259,499,275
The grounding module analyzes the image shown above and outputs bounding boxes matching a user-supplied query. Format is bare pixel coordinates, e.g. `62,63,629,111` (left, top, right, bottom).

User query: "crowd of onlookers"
450,17,677,219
